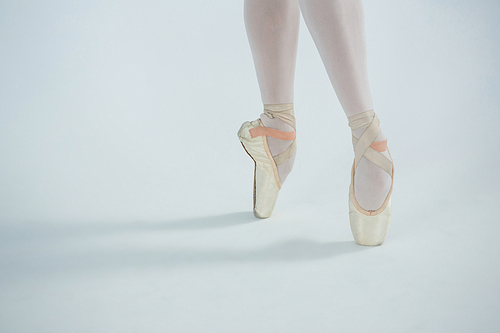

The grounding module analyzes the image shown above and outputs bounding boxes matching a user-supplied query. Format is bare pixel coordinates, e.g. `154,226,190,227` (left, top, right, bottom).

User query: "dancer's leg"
298,0,392,210
244,0,301,185
244,0,300,104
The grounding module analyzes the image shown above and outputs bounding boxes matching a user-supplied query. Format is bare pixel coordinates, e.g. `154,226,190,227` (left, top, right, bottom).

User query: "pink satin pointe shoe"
348,110,394,246
237,115,296,219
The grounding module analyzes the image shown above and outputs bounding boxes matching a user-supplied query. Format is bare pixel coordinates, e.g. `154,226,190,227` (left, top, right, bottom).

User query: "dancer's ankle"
259,103,296,185
261,103,295,129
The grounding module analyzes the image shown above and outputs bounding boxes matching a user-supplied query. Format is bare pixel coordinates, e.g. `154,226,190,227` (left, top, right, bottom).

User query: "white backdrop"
1,0,499,332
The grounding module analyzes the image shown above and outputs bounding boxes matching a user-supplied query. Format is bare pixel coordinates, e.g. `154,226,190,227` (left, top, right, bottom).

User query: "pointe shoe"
347,110,394,246
237,119,296,218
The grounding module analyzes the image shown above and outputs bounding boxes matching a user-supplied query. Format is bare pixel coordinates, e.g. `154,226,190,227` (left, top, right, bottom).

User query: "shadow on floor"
0,212,370,278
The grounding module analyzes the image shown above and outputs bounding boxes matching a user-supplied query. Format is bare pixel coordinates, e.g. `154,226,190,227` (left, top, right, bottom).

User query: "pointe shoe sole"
238,120,281,219
348,163,393,246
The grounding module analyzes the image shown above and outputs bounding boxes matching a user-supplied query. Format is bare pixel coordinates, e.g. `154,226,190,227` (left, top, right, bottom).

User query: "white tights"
244,0,392,211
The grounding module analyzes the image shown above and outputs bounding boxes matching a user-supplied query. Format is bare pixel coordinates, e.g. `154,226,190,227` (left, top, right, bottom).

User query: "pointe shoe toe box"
349,187,391,246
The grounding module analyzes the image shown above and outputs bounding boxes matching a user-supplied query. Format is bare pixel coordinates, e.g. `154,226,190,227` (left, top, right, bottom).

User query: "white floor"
1,1,500,332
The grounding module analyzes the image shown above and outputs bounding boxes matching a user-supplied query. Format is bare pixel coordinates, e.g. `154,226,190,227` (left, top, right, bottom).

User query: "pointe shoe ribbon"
249,126,296,141
249,126,297,167
349,110,392,176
